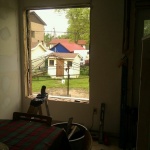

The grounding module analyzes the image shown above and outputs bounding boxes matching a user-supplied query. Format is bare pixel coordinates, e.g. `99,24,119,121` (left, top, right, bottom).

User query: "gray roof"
48,52,79,59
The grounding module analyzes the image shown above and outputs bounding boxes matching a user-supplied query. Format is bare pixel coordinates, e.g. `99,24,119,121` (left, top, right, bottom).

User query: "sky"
34,9,68,36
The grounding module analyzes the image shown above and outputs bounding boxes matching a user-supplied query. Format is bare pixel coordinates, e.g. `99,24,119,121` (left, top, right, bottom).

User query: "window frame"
31,31,35,38
67,61,72,67
49,60,54,66
23,5,90,103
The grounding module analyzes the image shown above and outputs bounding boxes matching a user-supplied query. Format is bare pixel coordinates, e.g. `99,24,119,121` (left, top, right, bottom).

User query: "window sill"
26,95,89,104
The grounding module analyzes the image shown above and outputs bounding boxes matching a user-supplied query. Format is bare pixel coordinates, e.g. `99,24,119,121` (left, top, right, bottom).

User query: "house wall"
31,45,47,68
31,21,45,43
48,57,80,78
31,45,46,60
74,50,89,64
0,0,21,119
64,56,80,78
48,59,57,78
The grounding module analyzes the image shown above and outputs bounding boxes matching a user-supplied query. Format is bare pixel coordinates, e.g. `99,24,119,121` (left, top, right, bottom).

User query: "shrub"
80,66,89,75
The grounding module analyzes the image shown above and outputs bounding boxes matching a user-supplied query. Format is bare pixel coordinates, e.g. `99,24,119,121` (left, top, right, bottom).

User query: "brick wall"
31,22,45,43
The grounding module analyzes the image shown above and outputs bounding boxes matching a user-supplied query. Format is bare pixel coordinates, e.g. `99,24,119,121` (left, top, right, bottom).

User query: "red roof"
49,39,71,44
49,39,85,52
60,42,85,52
49,52,79,59
77,40,87,45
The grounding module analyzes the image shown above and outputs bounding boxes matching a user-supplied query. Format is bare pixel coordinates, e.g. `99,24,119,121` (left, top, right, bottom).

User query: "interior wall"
20,0,124,136
136,35,150,150
0,0,21,119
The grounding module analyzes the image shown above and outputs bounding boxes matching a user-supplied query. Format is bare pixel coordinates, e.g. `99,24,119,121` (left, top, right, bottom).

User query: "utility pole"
53,27,56,38
66,64,70,96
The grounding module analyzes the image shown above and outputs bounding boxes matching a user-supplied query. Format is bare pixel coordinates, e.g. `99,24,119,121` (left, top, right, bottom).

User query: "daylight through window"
28,7,90,103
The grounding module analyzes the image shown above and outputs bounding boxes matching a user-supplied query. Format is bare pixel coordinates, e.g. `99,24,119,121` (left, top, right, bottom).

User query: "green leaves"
66,8,90,44
44,33,54,43
55,8,90,46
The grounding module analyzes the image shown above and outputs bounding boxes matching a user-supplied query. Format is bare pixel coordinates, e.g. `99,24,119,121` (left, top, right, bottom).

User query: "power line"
31,30,89,34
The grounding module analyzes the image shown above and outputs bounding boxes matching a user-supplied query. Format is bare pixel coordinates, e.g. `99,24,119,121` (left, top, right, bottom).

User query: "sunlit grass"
32,75,89,92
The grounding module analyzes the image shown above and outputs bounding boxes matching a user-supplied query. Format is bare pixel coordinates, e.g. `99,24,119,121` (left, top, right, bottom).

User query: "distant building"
50,42,85,53
31,42,53,69
74,50,89,65
29,11,51,71
47,52,82,78
30,11,47,43
47,39,87,49
77,40,87,49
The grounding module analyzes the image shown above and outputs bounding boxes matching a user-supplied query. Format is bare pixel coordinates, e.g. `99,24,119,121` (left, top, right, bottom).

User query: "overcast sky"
34,9,68,35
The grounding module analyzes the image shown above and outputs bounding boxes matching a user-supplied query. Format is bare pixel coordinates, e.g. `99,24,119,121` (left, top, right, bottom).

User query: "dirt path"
46,88,89,98
32,88,89,102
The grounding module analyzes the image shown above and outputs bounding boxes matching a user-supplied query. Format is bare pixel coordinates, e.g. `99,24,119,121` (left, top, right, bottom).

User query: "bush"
80,66,89,75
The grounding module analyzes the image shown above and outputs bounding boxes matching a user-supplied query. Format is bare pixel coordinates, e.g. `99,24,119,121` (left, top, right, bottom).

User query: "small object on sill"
74,100,80,102
0,142,9,150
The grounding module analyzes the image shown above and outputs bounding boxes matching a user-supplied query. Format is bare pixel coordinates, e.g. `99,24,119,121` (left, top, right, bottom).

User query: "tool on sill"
27,85,50,117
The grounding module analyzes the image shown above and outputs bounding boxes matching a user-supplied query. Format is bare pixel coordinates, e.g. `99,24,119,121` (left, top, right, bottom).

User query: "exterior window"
49,60,54,66
67,61,72,67
26,7,90,102
31,31,35,38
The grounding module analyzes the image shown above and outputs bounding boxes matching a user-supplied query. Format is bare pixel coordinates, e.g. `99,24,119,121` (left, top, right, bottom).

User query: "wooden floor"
92,139,121,150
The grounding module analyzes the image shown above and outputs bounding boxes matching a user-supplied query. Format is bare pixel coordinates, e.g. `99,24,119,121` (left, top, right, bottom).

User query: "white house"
47,52,82,78
74,50,89,65
31,42,53,69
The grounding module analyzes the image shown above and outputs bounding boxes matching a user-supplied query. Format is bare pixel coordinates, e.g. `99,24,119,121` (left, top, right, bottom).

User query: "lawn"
32,75,89,92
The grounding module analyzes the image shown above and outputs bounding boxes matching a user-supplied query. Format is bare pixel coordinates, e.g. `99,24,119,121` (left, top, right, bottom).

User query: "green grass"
32,75,89,92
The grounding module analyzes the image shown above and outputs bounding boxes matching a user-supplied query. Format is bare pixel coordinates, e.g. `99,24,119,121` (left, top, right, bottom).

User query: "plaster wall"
0,0,21,119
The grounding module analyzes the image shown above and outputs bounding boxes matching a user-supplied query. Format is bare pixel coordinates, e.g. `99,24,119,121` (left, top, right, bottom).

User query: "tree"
44,33,54,43
66,8,90,44
55,8,90,44
57,34,69,39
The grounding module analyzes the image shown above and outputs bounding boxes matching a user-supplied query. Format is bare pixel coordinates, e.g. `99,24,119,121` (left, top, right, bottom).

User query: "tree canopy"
66,8,90,43
55,8,90,44
44,33,54,43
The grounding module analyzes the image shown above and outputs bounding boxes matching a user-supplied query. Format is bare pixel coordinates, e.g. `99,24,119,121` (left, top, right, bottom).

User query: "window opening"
28,7,90,103
67,61,72,67
49,60,54,66
31,31,35,38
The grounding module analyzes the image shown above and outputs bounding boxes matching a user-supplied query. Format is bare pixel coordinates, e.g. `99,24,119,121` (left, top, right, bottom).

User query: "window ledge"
26,95,89,104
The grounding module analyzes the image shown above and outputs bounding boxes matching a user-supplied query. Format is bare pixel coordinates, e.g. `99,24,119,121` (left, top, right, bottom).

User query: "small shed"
47,52,82,78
